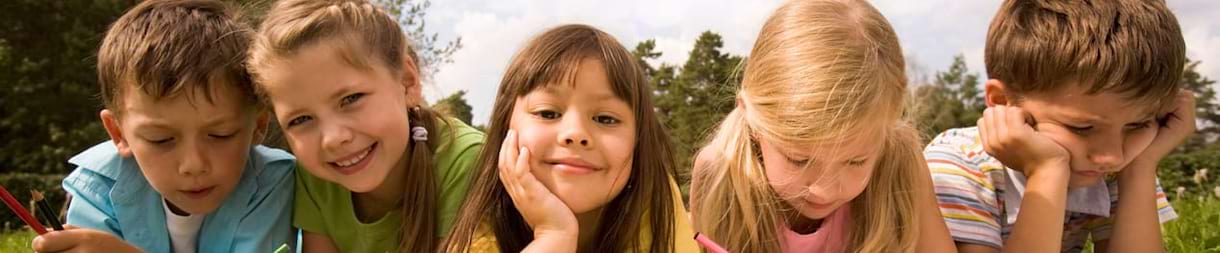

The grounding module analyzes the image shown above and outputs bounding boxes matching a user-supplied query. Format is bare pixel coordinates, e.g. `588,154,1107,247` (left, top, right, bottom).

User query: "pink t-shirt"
780,205,852,253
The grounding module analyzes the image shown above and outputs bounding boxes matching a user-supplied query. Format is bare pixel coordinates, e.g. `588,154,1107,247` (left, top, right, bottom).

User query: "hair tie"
411,126,428,141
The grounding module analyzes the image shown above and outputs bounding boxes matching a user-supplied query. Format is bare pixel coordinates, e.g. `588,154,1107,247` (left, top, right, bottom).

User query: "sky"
418,0,1220,125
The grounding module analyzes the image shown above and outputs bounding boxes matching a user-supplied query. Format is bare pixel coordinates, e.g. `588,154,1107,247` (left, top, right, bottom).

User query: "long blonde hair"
690,0,928,252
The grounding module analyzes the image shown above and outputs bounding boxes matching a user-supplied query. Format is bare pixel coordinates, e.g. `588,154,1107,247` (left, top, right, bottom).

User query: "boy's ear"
100,109,133,157
984,79,1011,107
401,55,424,107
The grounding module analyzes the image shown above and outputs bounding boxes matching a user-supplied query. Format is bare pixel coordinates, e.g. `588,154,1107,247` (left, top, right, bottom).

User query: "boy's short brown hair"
985,0,1185,104
97,0,255,112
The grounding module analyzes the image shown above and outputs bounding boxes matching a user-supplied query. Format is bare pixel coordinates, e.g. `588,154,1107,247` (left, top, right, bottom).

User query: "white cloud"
424,0,1220,125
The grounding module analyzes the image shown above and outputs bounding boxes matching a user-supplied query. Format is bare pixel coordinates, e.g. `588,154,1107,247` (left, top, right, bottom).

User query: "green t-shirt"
293,118,484,252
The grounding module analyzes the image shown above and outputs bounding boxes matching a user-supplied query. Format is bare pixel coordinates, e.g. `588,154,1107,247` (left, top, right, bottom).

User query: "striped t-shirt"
924,127,1176,252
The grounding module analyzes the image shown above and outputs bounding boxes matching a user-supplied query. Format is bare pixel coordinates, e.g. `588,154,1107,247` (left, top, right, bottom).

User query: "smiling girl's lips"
330,143,376,175
547,157,601,175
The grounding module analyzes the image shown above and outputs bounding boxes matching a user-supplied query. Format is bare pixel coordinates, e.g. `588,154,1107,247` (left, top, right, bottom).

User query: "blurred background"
1,0,1217,252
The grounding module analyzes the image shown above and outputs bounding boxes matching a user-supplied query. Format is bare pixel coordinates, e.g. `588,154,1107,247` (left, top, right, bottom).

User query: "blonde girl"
247,0,484,252
444,24,695,252
689,0,955,252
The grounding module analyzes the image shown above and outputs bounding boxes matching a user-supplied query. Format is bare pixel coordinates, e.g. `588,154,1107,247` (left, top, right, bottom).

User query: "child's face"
259,43,413,193
1015,85,1159,188
508,58,636,215
101,83,264,215
758,131,882,220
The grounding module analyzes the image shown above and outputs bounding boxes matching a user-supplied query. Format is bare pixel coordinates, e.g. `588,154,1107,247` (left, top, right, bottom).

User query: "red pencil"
0,185,48,234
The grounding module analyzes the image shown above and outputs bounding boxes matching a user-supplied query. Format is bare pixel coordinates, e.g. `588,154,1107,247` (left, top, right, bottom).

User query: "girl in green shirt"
247,0,484,252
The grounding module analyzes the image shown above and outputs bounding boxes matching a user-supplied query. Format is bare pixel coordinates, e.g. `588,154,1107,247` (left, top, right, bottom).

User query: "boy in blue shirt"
31,0,296,252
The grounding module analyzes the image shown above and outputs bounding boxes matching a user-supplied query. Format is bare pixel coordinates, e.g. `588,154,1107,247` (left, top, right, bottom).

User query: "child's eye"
340,93,365,106
147,138,173,145
846,159,868,166
1125,120,1153,131
787,157,810,167
1065,125,1093,135
209,132,237,139
593,115,620,125
287,116,313,127
535,110,561,120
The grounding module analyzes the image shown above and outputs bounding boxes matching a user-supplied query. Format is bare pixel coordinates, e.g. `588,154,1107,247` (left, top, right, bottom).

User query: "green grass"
0,229,34,253
1,199,1216,252
1163,198,1220,252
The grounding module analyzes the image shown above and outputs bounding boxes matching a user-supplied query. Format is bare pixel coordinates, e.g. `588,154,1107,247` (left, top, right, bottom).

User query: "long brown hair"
246,0,447,251
691,0,927,252
444,24,677,253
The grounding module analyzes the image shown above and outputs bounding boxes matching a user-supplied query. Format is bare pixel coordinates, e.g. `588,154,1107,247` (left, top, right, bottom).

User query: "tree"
642,32,743,196
910,54,983,140
377,0,461,80
0,0,132,174
433,90,473,125
1180,58,1219,150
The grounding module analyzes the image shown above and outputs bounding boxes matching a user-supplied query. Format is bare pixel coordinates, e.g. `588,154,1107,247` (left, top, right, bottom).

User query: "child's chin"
1067,176,1104,188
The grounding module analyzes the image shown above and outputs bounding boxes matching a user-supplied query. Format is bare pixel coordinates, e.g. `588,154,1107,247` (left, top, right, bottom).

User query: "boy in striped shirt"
925,1,1194,252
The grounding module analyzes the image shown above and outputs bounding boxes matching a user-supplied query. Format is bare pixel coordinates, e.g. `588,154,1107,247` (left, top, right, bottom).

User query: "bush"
0,173,66,231
1157,146,1220,200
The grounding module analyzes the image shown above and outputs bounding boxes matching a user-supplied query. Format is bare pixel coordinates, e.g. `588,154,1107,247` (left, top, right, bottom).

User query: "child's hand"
499,130,579,240
1129,90,1197,169
978,105,1071,178
31,225,143,253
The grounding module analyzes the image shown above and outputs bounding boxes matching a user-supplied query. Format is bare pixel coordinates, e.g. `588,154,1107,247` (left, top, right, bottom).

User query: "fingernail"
520,146,527,154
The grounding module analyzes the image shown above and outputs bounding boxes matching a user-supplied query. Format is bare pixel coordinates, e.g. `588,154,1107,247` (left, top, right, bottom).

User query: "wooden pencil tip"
30,190,44,202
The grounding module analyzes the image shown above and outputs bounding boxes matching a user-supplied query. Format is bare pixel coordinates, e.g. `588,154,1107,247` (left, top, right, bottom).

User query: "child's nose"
556,118,593,148
179,141,210,176
321,122,353,151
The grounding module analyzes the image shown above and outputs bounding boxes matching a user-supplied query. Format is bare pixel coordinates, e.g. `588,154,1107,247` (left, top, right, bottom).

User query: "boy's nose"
179,142,210,176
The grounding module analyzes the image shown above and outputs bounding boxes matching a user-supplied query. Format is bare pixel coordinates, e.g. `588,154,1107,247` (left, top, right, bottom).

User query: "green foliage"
1163,199,1220,252
0,173,67,231
0,230,36,253
1181,58,1220,150
909,54,983,140
1157,144,1220,199
0,0,132,174
635,32,743,198
434,90,474,125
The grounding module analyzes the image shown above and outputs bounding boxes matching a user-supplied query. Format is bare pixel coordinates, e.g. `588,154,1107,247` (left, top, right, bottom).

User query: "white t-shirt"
162,199,205,253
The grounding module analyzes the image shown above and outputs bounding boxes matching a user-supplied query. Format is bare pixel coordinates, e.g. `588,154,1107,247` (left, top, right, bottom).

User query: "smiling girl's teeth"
335,148,370,167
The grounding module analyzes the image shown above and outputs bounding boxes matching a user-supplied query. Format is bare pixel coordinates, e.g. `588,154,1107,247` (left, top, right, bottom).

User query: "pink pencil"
694,233,729,253
0,185,48,234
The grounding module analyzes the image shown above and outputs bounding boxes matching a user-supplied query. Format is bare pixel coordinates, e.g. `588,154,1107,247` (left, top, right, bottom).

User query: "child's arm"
31,224,143,253
969,106,1072,253
301,231,341,253
1105,90,1195,253
500,130,579,252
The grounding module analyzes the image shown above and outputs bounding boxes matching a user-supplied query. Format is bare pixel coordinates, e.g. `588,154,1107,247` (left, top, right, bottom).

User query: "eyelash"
341,93,365,106
284,93,366,128
287,116,312,128
533,110,622,125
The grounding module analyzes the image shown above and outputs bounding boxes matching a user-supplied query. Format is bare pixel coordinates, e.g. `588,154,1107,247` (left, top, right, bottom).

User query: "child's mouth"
180,186,215,199
330,143,376,175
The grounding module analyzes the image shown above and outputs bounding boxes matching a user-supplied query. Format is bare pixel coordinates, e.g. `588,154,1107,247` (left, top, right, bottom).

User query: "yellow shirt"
468,178,697,252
